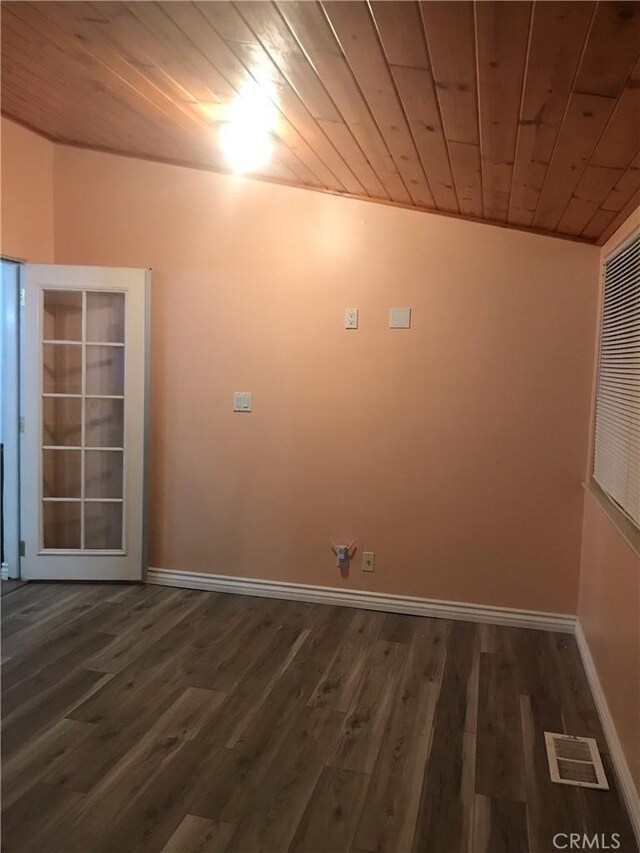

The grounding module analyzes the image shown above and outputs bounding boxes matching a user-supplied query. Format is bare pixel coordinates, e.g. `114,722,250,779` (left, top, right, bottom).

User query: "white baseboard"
1,563,9,581
146,567,575,633
575,621,640,844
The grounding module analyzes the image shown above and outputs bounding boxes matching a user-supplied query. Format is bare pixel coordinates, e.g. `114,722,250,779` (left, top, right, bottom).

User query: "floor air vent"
544,732,609,790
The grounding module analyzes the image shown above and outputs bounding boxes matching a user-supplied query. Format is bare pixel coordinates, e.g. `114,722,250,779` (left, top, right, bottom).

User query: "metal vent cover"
544,732,609,790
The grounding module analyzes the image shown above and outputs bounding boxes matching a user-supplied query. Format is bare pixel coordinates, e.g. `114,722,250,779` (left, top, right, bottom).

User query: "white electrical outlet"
362,552,375,572
345,308,358,329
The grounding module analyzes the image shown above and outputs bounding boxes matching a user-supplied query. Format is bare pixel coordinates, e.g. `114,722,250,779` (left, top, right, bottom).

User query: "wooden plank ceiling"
2,1,640,244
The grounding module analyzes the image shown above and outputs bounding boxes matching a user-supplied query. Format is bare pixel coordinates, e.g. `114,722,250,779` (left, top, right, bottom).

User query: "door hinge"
19,416,25,434
19,541,25,557
19,288,26,307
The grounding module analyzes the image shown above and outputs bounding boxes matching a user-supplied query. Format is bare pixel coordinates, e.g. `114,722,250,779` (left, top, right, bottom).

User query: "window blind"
593,231,640,527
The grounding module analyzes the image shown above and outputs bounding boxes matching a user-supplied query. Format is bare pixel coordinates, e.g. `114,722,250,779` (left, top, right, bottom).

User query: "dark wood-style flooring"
1,582,636,853
0,579,28,597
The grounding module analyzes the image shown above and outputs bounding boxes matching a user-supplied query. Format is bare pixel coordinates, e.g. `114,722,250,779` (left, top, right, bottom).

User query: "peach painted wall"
0,118,54,262
50,142,599,613
578,206,640,793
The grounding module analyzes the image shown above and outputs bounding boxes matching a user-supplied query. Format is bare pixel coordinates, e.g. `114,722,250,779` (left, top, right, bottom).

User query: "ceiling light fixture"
219,84,277,174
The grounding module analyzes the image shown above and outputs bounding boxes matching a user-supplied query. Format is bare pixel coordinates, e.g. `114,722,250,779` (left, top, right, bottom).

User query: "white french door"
21,265,150,581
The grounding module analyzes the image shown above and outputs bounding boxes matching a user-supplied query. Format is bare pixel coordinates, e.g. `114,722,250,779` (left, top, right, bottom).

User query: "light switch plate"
233,392,252,412
345,308,359,329
390,307,411,329
362,552,375,572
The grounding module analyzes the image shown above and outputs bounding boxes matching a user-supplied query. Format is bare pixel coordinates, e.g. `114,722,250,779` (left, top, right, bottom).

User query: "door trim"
141,269,152,581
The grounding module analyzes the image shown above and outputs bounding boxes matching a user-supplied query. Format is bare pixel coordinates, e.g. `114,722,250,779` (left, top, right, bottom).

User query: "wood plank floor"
1,583,636,853
0,579,28,597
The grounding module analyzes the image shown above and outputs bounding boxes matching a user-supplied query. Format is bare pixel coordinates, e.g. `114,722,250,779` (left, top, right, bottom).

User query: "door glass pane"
43,290,82,341
43,397,82,446
43,502,81,549
43,344,82,394
43,449,81,497
84,502,123,549
86,346,124,396
40,287,128,552
85,450,123,499
87,292,125,343
85,398,124,447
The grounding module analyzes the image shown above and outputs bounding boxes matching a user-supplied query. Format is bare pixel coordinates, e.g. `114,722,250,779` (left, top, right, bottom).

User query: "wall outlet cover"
233,391,252,412
345,308,359,329
362,551,375,572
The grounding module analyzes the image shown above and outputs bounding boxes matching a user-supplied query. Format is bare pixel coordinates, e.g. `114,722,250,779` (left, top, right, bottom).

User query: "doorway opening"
1,258,22,586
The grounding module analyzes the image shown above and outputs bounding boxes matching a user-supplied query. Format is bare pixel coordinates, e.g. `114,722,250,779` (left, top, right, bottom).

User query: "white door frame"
20,265,151,581
1,259,22,579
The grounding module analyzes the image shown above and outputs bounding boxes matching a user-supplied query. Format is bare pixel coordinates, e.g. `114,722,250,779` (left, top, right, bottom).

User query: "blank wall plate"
390,307,411,328
345,308,358,329
233,392,252,412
